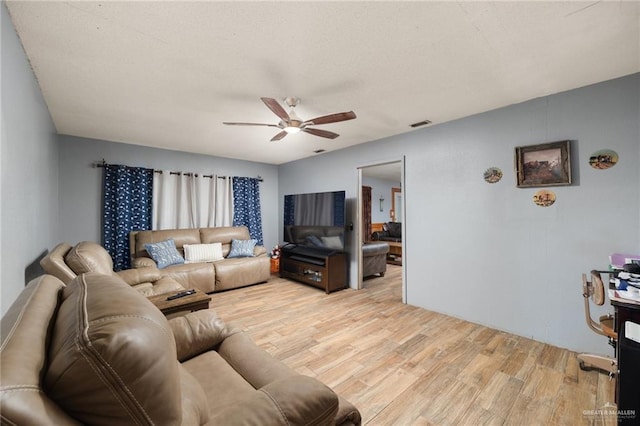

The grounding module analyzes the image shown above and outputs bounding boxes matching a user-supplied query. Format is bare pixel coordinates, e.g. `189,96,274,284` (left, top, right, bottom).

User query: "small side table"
270,257,280,274
148,289,211,316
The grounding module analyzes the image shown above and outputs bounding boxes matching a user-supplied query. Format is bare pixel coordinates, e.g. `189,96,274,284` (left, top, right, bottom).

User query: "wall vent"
410,119,432,128
313,149,326,154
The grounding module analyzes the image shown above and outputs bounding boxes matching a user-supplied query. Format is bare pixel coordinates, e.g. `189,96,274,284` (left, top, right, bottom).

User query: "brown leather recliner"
0,273,362,425
40,241,185,297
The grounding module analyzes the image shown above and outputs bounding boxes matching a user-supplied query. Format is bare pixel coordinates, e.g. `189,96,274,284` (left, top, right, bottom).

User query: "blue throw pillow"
227,239,257,258
144,239,185,269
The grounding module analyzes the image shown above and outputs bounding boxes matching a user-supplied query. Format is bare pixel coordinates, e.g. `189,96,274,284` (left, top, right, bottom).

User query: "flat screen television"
283,190,346,251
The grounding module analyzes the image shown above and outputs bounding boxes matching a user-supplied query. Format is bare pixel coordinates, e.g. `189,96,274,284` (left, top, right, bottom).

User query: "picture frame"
515,140,572,188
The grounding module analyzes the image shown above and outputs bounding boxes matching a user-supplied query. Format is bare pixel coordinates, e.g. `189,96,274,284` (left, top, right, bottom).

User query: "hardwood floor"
208,265,616,425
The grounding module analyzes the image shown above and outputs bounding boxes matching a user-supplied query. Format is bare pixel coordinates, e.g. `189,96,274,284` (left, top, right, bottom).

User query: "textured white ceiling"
6,1,639,165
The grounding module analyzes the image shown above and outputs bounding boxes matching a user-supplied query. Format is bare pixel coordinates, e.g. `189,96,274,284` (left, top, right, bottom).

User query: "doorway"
356,158,406,303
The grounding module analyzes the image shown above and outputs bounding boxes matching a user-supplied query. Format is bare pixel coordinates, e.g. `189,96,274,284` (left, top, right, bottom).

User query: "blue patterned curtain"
103,164,153,271
283,194,295,226
232,177,263,245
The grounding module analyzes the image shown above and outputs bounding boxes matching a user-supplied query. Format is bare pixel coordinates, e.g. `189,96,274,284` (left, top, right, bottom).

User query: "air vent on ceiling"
410,119,432,128
313,149,326,154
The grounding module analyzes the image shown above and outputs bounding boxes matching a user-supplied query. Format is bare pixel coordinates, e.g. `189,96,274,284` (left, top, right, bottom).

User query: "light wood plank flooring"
209,265,616,425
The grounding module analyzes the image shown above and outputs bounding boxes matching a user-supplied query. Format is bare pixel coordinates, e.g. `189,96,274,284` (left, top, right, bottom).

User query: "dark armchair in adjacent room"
362,242,389,278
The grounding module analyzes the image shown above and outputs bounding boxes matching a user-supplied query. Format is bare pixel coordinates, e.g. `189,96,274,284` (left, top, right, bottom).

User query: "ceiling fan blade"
303,111,356,126
261,97,290,122
271,130,288,142
303,128,340,139
223,122,279,127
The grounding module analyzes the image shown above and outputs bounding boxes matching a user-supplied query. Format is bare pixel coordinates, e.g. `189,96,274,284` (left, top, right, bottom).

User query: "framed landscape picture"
515,140,572,188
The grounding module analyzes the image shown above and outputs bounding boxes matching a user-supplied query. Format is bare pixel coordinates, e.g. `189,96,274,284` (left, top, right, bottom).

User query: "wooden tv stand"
279,246,347,294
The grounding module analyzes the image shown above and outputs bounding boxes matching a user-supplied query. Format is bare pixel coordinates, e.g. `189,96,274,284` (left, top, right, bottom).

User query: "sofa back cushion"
386,222,402,238
132,228,201,259
44,273,183,425
0,275,79,425
200,226,250,257
65,241,115,276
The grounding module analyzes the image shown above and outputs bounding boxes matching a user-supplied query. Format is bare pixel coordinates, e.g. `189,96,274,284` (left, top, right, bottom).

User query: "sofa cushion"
183,242,223,263
227,239,257,258
210,376,339,425
132,228,201,259
178,364,211,425
386,222,402,238
160,262,216,293
145,238,185,268
200,226,250,257
321,235,343,250
182,351,257,412
65,241,114,275
305,235,325,247
214,257,270,291
44,273,182,425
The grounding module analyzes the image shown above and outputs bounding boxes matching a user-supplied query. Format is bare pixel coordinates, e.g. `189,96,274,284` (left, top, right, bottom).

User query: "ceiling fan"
223,97,356,142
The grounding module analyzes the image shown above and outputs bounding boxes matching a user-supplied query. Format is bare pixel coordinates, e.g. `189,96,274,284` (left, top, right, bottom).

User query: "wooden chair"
577,270,617,375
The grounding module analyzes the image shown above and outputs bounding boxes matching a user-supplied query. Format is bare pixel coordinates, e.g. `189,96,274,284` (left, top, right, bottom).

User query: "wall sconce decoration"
589,149,618,170
533,189,556,207
379,195,385,212
483,167,503,183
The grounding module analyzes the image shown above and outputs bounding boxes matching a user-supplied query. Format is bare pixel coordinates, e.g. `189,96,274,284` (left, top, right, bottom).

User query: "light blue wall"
363,176,401,224
57,135,280,252
280,73,640,353
1,3,59,314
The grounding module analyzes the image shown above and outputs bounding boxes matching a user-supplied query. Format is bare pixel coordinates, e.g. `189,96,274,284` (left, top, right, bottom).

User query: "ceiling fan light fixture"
284,126,301,134
224,97,356,142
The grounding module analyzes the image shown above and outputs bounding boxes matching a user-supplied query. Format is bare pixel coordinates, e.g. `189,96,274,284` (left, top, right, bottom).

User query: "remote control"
166,289,196,301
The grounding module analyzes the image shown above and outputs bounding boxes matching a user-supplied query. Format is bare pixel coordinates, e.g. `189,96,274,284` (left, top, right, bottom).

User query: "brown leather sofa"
40,241,185,296
0,273,362,425
130,226,270,293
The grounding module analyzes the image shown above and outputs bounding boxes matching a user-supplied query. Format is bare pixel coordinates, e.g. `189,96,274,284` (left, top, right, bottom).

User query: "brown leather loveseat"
130,226,270,293
0,273,361,425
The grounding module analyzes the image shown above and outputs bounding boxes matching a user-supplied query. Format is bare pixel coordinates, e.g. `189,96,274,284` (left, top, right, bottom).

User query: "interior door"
356,159,406,303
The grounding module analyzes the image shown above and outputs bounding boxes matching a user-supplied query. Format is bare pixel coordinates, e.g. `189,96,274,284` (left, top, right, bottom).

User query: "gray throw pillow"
227,239,257,258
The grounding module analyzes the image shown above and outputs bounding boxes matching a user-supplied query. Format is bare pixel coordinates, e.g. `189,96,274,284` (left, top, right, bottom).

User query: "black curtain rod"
94,160,263,181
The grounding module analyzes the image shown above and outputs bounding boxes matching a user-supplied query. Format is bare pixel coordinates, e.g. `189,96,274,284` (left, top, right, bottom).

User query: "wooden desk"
609,290,640,424
148,289,211,316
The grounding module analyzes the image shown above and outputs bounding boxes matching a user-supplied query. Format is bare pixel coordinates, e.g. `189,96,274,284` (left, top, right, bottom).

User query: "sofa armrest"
207,376,338,426
168,310,227,362
253,245,267,257
132,257,156,268
116,267,161,285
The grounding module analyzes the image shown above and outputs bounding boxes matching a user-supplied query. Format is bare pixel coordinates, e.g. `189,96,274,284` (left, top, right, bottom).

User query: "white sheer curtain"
152,171,234,230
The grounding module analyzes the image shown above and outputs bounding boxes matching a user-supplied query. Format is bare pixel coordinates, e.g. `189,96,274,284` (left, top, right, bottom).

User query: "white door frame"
356,157,406,303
